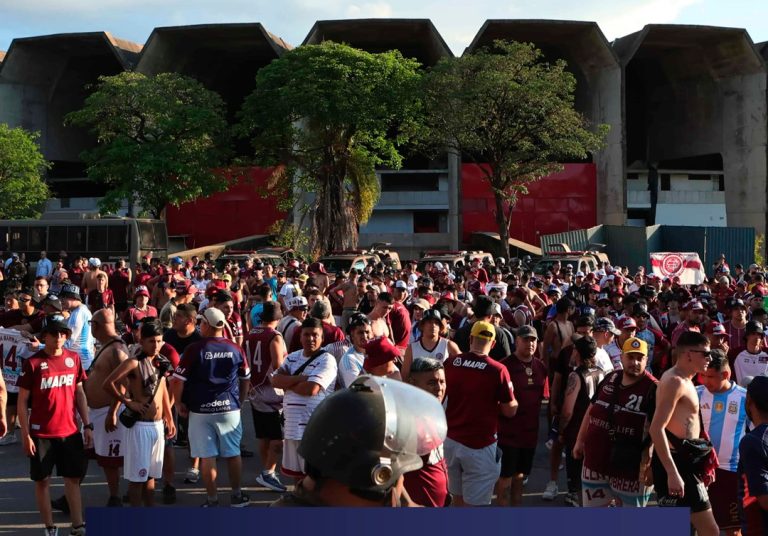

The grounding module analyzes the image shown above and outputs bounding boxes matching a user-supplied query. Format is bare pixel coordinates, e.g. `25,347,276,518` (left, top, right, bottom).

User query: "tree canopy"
66,72,230,218
239,41,423,255
420,41,608,257
0,123,50,219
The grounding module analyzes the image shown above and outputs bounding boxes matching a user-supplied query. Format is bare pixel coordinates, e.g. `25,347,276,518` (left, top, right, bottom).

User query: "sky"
1,0,767,55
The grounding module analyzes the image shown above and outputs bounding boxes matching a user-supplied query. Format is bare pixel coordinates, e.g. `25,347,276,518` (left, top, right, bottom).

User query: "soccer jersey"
0,328,35,393
17,348,85,438
276,350,337,441
697,382,748,473
243,327,285,412
338,347,365,388
409,338,450,363
734,349,768,385
65,303,95,371
173,337,251,414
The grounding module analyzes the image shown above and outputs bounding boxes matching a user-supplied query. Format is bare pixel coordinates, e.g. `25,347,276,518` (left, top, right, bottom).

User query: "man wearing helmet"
272,375,447,507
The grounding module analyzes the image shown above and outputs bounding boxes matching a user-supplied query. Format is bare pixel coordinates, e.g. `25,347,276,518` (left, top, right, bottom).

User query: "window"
413,211,448,233
68,226,87,252
28,227,46,251
9,227,27,251
380,173,440,192
48,226,67,251
88,226,108,252
108,225,129,252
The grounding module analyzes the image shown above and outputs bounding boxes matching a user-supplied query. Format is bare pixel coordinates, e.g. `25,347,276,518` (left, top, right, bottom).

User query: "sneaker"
230,492,250,507
51,496,70,514
564,492,581,507
542,481,559,501
106,496,122,507
184,467,200,484
43,527,58,536
0,433,17,446
200,499,219,508
256,471,287,493
69,525,86,536
162,484,177,505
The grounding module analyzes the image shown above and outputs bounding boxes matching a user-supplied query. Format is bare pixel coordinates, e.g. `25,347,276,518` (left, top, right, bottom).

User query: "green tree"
420,41,608,258
0,124,50,219
239,42,422,256
66,72,230,218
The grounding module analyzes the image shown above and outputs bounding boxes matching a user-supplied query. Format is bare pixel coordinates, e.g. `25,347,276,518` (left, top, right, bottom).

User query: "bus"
0,216,168,267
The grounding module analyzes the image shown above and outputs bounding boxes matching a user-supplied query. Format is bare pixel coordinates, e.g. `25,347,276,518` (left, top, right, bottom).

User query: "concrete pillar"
448,149,460,250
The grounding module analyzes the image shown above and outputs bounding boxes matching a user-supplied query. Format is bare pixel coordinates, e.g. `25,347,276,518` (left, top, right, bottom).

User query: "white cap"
199,307,226,329
287,296,309,311
394,280,409,291
88,257,102,267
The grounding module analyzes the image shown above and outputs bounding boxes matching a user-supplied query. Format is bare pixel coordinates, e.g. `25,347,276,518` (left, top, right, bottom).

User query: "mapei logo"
40,374,75,389
453,357,462,367
40,362,48,370
204,351,233,360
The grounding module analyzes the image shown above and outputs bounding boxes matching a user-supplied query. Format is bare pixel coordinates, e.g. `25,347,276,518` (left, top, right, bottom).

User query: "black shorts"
30,433,88,482
7,391,18,405
651,451,711,513
251,407,282,440
499,444,535,478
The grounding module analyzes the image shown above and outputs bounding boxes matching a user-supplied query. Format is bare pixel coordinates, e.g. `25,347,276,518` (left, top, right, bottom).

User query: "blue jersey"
65,304,94,370
173,337,251,414
697,382,748,472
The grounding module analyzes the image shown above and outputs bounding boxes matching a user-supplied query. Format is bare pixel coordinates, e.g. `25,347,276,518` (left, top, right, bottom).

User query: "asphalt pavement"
0,404,566,534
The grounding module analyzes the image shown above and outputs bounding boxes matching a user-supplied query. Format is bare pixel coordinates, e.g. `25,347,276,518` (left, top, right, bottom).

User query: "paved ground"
0,404,567,533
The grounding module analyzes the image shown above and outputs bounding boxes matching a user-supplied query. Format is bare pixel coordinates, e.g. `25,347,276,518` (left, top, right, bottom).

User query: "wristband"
83,423,94,431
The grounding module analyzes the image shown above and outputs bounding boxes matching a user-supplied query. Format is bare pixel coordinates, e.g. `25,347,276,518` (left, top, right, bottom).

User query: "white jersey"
604,341,623,370
409,338,450,363
594,347,615,374
338,347,365,388
0,328,34,392
275,350,337,440
276,316,301,348
697,382,748,472
734,349,768,385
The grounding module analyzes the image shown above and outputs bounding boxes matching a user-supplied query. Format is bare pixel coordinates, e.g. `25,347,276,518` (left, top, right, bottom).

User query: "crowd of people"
2,250,768,534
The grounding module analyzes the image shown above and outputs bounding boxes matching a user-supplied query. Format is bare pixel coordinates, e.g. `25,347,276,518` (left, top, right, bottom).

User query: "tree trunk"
493,191,510,260
313,169,358,255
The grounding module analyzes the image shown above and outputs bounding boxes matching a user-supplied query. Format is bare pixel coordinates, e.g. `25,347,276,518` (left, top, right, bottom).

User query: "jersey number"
585,489,606,501
249,341,263,374
108,443,120,457
626,395,643,412
2,344,17,371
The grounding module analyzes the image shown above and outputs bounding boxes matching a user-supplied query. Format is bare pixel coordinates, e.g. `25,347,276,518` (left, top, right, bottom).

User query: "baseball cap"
684,300,705,311
59,284,81,301
413,298,431,311
171,256,183,265
394,280,409,291
597,293,611,304
287,296,309,312
491,303,502,317
547,284,561,295
440,291,457,302
594,317,621,336
470,320,496,342
88,257,101,267
616,316,637,331
420,309,443,324
134,285,150,298
175,280,195,295
746,320,765,336
221,274,233,283
199,307,226,329
631,304,650,318
730,298,747,309
515,325,539,340
575,271,585,278
622,337,648,356
707,321,727,337
297,273,309,283
41,316,72,336
41,295,63,312
363,337,400,372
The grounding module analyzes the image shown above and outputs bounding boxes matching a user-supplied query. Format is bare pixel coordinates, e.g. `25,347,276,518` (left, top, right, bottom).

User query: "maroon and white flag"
650,252,706,285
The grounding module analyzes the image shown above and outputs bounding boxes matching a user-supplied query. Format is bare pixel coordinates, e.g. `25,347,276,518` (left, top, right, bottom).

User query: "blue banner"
87,507,689,535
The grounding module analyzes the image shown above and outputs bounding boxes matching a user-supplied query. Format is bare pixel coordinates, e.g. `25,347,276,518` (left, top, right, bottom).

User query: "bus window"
68,226,87,252
137,221,168,250
29,227,46,251
9,227,27,251
88,226,108,253
0,227,7,251
108,225,129,252
48,226,68,252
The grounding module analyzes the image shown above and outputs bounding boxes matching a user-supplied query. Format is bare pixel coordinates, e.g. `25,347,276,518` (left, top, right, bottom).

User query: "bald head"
91,308,117,339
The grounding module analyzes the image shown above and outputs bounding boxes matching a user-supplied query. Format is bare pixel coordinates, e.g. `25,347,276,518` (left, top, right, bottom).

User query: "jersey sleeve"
740,433,768,498
497,365,515,403
173,345,197,382
76,354,87,384
16,357,34,391
237,347,251,380
306,353,338,391
162,344,181,368
339,352,363,388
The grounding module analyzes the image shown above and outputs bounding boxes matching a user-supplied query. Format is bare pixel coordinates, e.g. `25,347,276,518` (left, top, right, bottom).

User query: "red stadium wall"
461,163,597,245
165,167,286,249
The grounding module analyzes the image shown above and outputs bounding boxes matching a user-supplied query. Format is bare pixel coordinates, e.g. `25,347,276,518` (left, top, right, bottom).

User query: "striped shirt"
697,382,748,472
338,347,365,388
323,338,351,364
275,349,337,440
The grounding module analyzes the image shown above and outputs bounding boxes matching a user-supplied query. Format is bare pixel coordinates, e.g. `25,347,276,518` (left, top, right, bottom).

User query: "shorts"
499,444,535,477
282,439,305,477
124,420,164,483
444,437,500,506
7,391,18,405
708,469,740,529
188,411,242,459
251,407,282,440
651,451,711,513
90,406,125,467
581,465,652,507
29,433,88,482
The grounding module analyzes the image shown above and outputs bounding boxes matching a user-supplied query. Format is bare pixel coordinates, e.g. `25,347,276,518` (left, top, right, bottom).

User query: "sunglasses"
688,349,712,358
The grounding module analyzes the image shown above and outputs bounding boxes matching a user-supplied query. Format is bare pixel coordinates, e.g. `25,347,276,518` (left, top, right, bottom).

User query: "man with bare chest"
650,331,719,536
103,320,175,507
82,258,107,295
85,309,129,506
339,272,361,331
368,292,394,341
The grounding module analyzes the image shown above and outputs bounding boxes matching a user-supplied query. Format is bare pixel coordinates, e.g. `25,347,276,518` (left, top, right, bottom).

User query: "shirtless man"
339,271,361,331
368,292,394,340
542,297,575,377
82,258,107,295
649,331,718,535
103,320,175,507
86,309,129,506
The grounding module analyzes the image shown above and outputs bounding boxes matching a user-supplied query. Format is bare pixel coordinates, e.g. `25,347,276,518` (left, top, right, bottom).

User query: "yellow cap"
622,337,648,357
471,320,496,342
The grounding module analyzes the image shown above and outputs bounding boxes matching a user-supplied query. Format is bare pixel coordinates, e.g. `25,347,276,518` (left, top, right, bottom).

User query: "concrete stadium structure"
1,19,767,251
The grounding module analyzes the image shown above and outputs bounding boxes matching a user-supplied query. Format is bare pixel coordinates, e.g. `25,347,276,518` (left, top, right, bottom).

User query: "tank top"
243,326,284,412
565,365,606,446
410,337,450,363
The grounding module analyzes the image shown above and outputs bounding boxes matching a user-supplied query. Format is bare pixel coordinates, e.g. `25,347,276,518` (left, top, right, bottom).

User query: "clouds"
346,2,394,18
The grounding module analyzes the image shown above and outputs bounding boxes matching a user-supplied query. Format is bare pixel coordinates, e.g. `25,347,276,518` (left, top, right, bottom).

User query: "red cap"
706,321,727,336
440,291,457,302
616,316,637,330
363,337,399,372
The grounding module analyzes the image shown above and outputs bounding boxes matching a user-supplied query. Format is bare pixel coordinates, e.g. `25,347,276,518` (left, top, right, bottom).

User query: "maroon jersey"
403,454,449,507
109,268,131,304
242,326,283,412
161,342,180,368
498,355,547,448
227,312,243,339
87,289,115,313
123,306,158,331
17,348,86,438
445,352,515,449
388,302,411,350
724,320,747,361
582,370,657,480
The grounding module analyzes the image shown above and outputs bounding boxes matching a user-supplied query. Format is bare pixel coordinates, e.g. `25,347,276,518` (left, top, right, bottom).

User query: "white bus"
0,217,168,267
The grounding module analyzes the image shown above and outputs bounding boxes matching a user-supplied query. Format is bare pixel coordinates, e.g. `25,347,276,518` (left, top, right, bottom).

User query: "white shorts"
444,437,501,506
124,421,164,483
90,406,125,458
581,465,652,507
281,439,305,478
